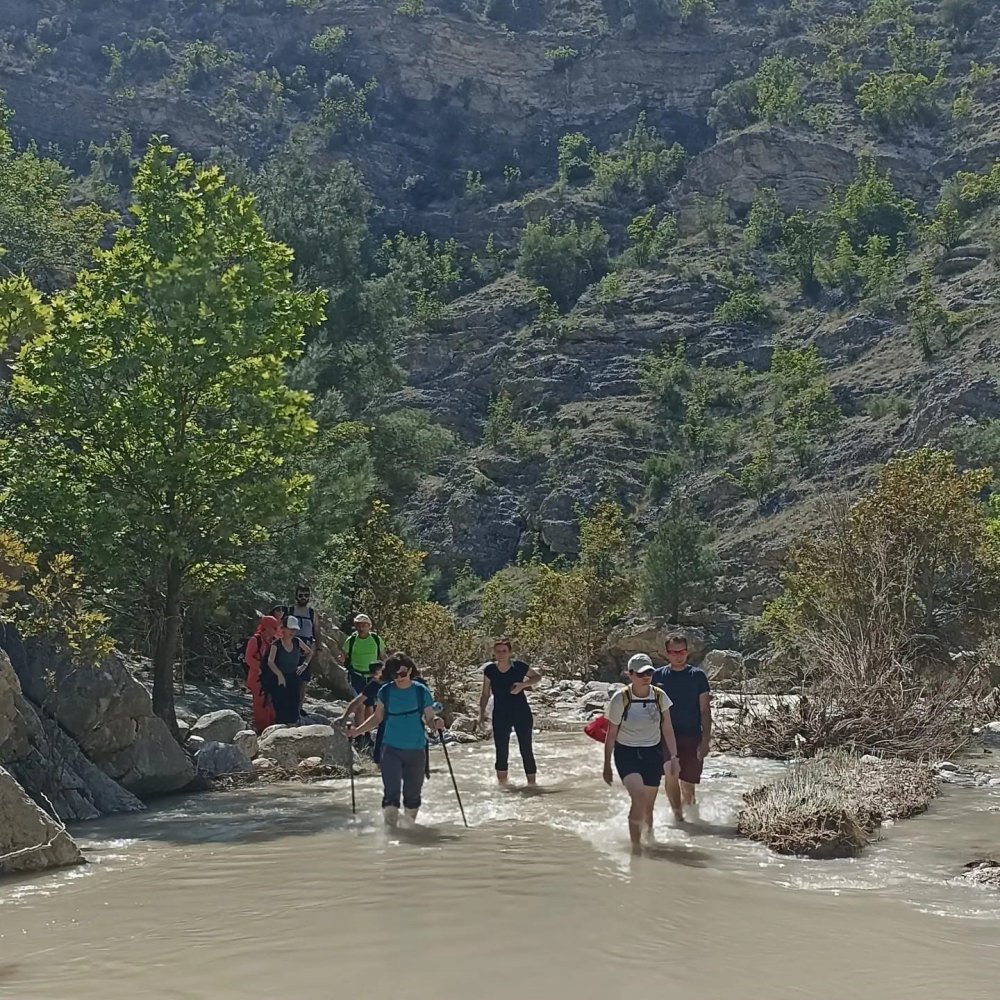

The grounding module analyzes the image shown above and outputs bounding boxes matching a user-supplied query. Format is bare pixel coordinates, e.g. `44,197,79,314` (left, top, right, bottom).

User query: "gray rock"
233,730,259,760
937,761,959,772
0,646,144,821
194,742,253,777
257,724,351,769
702,649,743,682
0,765,83,874
9,639,194,798
190,709,244,744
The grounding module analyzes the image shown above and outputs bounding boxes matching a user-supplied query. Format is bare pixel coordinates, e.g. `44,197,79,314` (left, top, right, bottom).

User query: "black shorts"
613,744,664,788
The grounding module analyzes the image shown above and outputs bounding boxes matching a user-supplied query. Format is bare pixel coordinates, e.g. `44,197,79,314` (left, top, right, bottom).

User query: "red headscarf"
254,614,281,638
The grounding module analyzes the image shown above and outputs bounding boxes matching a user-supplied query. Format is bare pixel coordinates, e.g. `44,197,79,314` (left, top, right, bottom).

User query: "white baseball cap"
627,653,655,674
285,615,301,631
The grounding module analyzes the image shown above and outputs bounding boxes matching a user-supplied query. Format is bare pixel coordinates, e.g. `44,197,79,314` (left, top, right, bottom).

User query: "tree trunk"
151,559,182,738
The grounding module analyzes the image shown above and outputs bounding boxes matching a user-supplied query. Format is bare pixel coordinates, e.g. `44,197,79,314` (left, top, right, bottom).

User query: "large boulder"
600,618,707,677
0,646,143,821
189,709,244,744
702,649,744,684
194,742,253,778
257,724,351,769
0,765,83,874
10,639,194,798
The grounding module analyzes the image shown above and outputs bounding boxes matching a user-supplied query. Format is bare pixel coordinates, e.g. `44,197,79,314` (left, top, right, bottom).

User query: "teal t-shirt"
344,633,384,674
378,682,431,751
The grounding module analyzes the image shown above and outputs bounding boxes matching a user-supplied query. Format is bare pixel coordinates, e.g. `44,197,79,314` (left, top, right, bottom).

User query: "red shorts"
674,735,704,785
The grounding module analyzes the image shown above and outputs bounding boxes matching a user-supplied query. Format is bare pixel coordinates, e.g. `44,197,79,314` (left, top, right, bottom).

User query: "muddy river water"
1,736,998,999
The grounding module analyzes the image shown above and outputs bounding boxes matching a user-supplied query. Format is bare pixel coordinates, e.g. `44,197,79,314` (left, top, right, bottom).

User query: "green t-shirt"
344,633,384,674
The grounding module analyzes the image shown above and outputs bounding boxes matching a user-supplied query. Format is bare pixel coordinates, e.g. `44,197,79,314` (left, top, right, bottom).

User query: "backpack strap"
344,634,356,663
621,686,633,723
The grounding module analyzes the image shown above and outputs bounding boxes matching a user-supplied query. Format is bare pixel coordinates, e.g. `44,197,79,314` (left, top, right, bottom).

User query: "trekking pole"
438,731,468,828
348,734,356,815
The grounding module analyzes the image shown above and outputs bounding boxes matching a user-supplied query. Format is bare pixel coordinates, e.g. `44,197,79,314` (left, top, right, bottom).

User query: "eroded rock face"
0,644,143,821
12,640,194,798
257,725,351,770
601,619,707,677
0,765,83,874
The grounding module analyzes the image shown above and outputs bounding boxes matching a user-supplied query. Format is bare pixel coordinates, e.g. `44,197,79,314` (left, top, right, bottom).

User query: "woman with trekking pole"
347,653,446,828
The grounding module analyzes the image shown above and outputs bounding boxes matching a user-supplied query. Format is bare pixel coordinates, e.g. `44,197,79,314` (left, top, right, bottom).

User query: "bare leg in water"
623,774,658,852
663,773,686,823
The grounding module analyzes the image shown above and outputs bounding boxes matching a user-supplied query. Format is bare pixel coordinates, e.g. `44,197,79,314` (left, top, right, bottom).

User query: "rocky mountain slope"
3,0,1000,633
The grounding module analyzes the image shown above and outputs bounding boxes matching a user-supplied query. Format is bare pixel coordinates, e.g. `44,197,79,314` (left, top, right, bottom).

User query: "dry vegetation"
737,753,937,859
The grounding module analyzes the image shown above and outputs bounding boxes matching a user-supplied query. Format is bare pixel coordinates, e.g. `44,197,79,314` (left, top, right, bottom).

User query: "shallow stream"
2,736,998,999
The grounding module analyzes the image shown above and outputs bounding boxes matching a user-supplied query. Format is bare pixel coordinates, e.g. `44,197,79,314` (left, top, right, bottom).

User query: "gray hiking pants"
381,746,426,810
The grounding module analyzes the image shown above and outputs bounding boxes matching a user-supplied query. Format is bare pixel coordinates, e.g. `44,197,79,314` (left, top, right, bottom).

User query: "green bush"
857,69,941,129
825,158,917,252
590,114,685,203
744,188,783,250
714,287,772,327
708,76,756,134
753,55,804,124
625,207,676,267
545,46,579,70
311,26,347,54
557,132,594,184
516,216,609,311
907,270,976,358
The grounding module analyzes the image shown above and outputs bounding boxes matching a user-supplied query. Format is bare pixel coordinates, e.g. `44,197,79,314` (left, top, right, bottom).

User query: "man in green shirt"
339,613,386,694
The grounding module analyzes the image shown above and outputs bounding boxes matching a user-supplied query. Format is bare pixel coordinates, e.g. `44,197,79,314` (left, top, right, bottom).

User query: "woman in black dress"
478,638,541,786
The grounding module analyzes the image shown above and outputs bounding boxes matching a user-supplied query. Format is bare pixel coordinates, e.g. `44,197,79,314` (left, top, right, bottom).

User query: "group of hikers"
242,591,712,843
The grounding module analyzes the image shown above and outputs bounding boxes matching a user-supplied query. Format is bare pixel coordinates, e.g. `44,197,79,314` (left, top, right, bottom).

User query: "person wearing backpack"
347,652,444,827
266,615,314,726
603,653,680,851
339,613,385,695
478,637,541,787
273,584,323,712
244,614,280,733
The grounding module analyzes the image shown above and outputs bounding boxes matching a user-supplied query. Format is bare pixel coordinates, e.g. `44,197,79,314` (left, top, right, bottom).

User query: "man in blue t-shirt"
651,633,712,823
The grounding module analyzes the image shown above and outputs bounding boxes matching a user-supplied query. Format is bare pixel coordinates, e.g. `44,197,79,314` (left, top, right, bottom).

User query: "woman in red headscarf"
245,615,280,733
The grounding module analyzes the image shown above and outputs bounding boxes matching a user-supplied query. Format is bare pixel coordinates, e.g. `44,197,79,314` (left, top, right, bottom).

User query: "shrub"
744,188,783,250
694,193,728,244
857,233,904,309
768,346,841,437
778,210,821,295
679,0,716,24
545,46,579,70
311,26,347,54
480,563,544,637
753,55,804,124
381,232,462,322
643,452,687,501
825,157,918,252
738,438,785,505
714,287,772,327
864,394,911,420
557,132,594,184
625,207,676,267
516,216,609,311
590,114,685,202
708,76,756,134
908,270,976,357
857,69,942,129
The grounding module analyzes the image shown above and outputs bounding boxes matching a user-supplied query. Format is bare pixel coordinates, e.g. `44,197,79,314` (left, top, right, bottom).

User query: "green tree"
640,498,718,619
778,210,821,295
0,142,325,732
0,99,112,290
907,269,974,358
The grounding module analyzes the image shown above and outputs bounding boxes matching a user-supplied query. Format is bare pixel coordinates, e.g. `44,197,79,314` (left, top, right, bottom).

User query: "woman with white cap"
267,614,314,725
602,653,680,851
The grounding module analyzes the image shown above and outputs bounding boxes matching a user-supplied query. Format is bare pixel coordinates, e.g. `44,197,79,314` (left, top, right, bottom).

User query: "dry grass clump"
737,753,937,859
